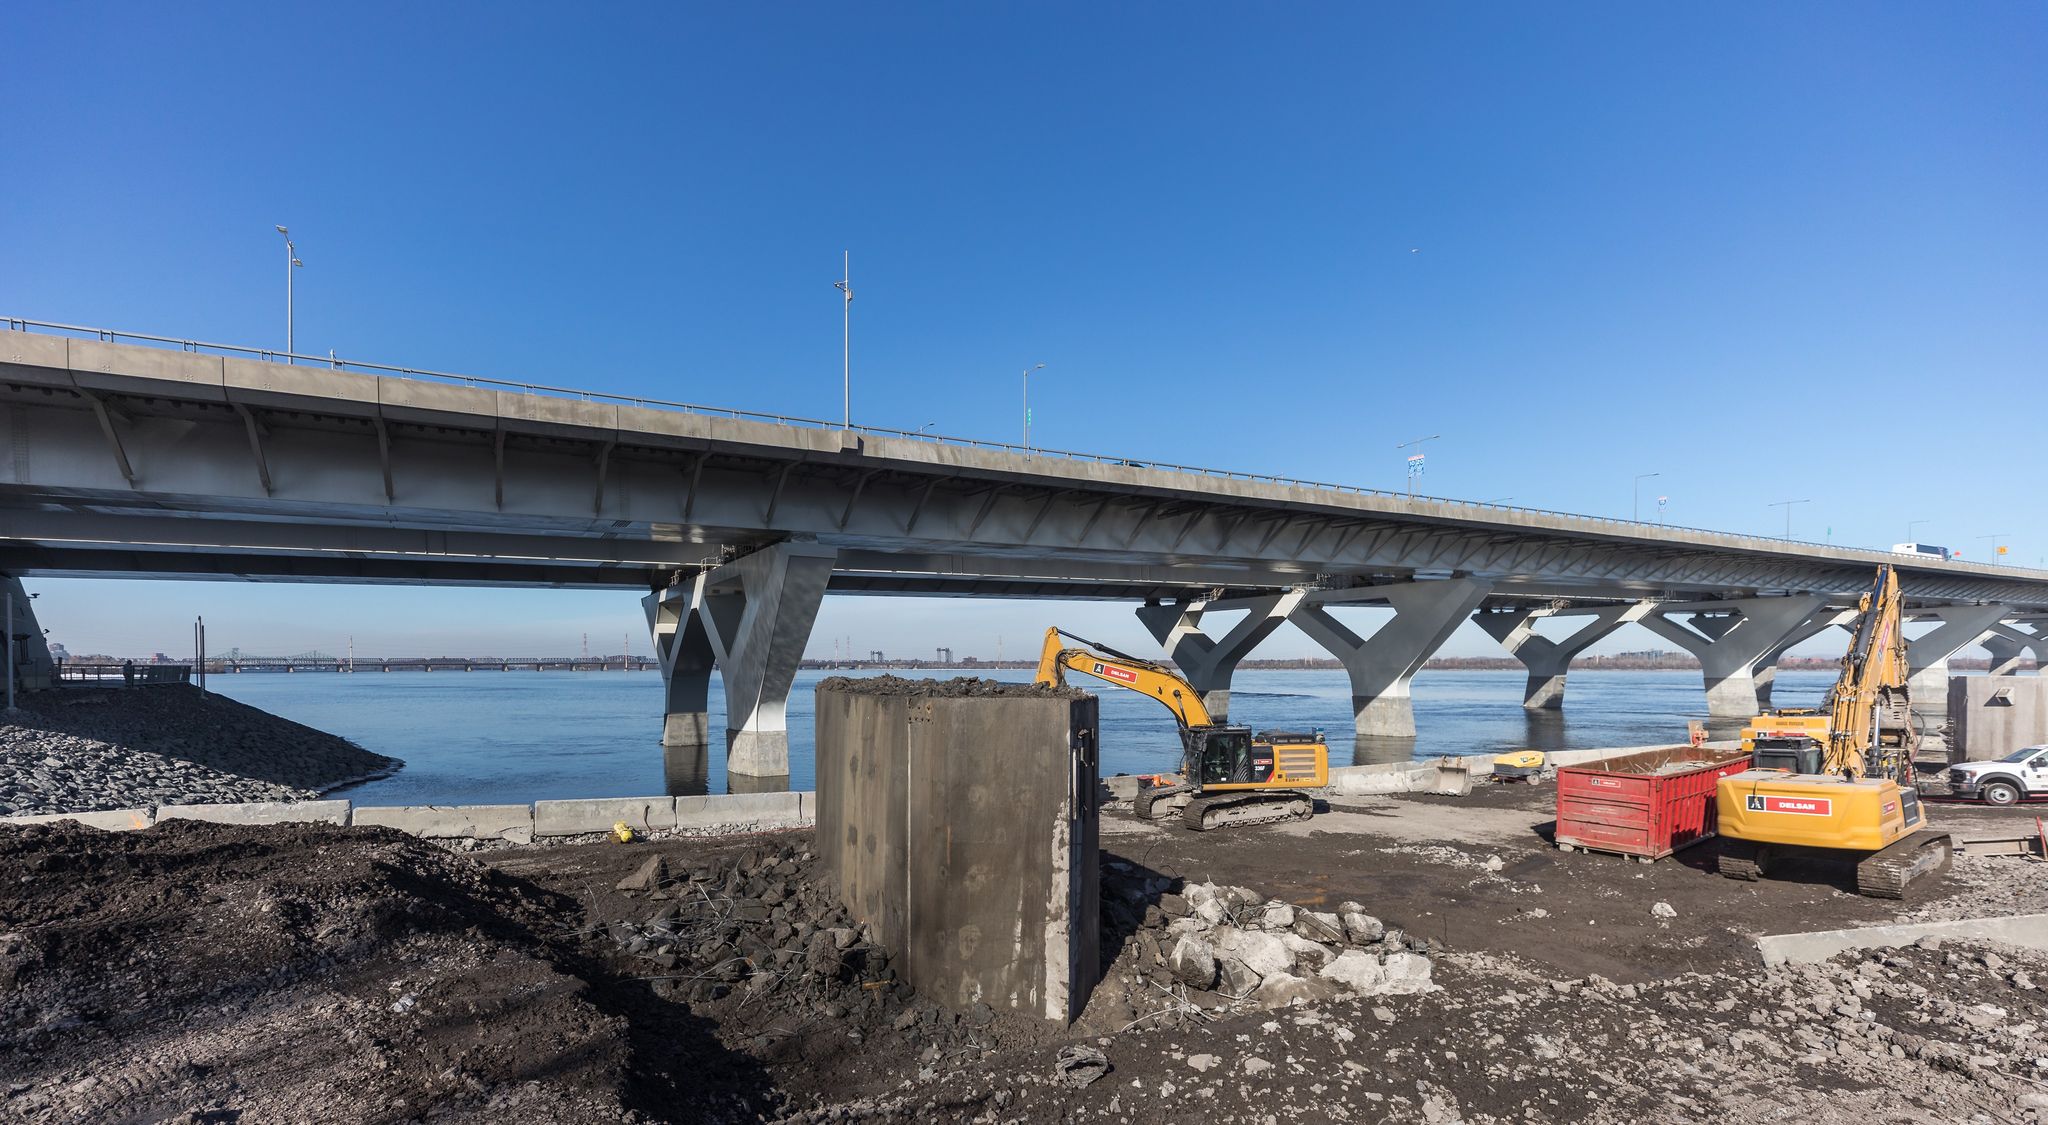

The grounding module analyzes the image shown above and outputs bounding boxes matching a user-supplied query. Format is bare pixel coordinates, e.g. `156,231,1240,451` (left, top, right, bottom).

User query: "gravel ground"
0,685,399,816
4,783,2044,1122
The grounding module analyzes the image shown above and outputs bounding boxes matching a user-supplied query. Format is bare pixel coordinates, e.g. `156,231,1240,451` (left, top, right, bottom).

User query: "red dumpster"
1554,747,1753,860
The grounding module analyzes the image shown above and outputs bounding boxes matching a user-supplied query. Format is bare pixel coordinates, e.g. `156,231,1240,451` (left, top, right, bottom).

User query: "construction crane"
1034,627,1328,830
1715,565,1951,897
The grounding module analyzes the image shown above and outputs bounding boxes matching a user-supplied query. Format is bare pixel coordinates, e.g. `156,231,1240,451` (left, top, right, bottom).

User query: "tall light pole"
1022,363,1046,449
1905,519,1931,545
834,251,852,430
1769,498,1811,539
1396,434,1439,497
275,225,302,364
1633,472,1661,521
1979,533,2011,563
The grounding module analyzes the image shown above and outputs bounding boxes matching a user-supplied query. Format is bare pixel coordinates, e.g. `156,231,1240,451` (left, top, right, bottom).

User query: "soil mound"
0,820,635,1123
816,675,1086,698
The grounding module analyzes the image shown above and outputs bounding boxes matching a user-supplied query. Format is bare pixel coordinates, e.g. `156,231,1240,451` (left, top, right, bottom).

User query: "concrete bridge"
4,319,2044,778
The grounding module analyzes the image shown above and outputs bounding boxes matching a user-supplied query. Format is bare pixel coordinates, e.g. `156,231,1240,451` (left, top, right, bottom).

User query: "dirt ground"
3,783,2045,1124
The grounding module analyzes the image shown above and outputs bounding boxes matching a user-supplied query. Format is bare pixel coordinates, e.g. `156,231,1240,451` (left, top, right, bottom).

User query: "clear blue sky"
6,2,2044,660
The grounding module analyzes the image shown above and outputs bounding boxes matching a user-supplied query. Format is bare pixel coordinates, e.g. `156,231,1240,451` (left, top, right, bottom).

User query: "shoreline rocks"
0,685,400,816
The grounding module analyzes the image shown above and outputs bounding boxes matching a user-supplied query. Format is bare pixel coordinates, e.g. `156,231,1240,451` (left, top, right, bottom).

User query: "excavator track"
1718,838,1768,881
1855,830,1952,899
1133,784,1192,821
1181,790,1314,832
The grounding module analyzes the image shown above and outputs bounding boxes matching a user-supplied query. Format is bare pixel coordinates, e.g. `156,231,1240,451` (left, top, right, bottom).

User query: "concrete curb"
1756,913,2048,966
0,807,156,831
0,792,820,842
157,799,352,826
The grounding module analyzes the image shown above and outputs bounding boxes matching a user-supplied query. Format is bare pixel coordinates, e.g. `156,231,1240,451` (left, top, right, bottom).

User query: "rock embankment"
0,685,399,816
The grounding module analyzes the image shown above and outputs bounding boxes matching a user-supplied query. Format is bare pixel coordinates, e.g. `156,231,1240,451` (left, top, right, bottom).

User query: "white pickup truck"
1947,745,2048,806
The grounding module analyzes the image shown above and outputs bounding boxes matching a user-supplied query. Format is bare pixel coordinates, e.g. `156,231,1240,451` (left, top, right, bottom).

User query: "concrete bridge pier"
1135,590,1304,721
1982,623,2046,676
1290,577,1494,737
1473,602,1648,710
697,542,838,778
1901,605,2013,703
644,583,716,748
2,576,56,691
1642,596,1830,718
1751,608,1854,709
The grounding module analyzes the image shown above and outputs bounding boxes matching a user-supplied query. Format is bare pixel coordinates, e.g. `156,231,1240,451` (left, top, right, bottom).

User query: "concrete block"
817,682,1100,1022
0,807,155,831
673,791,807,832
351,804,535,843
156,800,351,826
531,796,676,837
1949,676,2048,762
1757,914,2048,966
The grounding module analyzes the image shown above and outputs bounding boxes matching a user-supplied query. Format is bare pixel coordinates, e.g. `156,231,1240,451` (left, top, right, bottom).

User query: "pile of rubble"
1099,862,1432,1014
601,838,1027,1066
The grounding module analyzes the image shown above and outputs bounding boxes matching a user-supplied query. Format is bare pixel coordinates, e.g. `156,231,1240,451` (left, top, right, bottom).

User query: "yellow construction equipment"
1715,564,1951,897
1035,627,1329,830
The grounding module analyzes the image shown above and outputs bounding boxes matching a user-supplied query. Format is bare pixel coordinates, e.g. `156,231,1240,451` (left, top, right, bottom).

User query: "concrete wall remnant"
353,804,536,843
155,799,351,826
815,676,1100,1023
1948,676,2048,762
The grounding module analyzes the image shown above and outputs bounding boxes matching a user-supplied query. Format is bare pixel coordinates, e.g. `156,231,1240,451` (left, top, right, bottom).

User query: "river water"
199,666,1843,805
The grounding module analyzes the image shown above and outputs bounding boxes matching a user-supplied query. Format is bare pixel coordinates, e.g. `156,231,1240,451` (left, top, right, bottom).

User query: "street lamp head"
291,258,303,268
275,224,288,235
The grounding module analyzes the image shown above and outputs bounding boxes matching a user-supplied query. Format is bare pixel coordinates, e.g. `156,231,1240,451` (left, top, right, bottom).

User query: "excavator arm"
1034,626,1216,729
1825,564,1914,781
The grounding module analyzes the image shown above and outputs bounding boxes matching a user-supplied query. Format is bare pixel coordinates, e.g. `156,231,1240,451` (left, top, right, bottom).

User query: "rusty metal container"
1554,748,1753,860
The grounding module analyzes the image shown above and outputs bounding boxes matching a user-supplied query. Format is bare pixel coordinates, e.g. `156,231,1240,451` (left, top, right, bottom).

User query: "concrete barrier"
156,799,351,826
532,796,678,837
1757,914,2048,966
0,807,155,831
674,791,807,832
353,804,535,843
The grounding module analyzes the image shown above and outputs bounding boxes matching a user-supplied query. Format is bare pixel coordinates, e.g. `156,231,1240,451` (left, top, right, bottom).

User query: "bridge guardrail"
6,316,2035,575
56,662,192,685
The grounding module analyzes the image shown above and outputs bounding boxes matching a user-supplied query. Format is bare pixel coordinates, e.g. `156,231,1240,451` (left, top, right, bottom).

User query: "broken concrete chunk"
615,855,666,893
1054,1045,1110,1088
1168,935,1219,990
1216,928,1296,979
1292,910,1345,944
1339,909,1385,944
1253,971,1320,1008
1222,886,1266,910
1259,901,1297,930
1217,956,1261,997
1380,951,1435,994
1186,1053,1221,1073
1319,949,1388,993
1159,892,1190,918
1279,933,1335,973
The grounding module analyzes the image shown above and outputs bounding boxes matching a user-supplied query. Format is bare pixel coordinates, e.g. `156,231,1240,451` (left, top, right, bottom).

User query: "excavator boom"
1034,626,1215,729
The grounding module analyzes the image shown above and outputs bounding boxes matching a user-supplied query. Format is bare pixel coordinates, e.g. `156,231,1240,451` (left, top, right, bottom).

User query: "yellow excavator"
1035,627,1329,830
1716,564,1951,897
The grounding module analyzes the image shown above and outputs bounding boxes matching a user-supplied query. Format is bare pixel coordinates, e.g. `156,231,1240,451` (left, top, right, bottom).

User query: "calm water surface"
202,667,1841,804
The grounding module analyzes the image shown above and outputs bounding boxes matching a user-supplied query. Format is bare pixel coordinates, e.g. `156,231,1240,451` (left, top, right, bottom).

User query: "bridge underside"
5,331,2046,782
